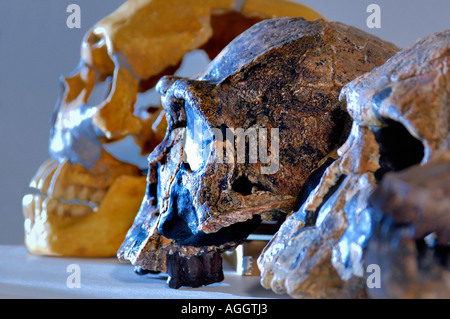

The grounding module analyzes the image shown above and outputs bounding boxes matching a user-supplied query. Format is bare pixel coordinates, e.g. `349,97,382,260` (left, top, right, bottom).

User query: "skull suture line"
22,0,324,257
118,17,399,289
258,29,449,298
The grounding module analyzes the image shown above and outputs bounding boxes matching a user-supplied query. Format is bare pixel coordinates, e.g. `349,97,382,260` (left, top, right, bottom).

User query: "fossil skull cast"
118,17,398,288
23,0,324,257
258,29,449,298
364,29,450,299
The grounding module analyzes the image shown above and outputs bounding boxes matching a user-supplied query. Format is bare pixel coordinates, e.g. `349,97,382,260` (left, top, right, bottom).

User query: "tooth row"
23,193,94,226
29,159,107,206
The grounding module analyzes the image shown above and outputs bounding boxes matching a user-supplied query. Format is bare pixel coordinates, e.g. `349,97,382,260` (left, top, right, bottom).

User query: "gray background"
0,0,449,245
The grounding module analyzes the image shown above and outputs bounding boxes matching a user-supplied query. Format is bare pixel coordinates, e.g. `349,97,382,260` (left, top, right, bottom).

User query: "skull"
117,17,398,288
22,0,324,257
367,158,450,298
364,30,450,299
258,29,449,298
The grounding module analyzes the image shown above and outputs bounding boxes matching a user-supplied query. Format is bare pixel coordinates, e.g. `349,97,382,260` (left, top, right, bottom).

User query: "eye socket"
374,119,425,180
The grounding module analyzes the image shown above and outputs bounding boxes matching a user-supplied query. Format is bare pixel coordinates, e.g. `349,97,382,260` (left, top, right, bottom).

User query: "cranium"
364,30,450,299
258,29,449,298
118,17,398,288
22,0,323,257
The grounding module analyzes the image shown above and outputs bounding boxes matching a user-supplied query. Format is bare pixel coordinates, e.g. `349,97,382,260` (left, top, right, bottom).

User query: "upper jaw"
119,188,295,262
118,176,295,288
155,155,296,247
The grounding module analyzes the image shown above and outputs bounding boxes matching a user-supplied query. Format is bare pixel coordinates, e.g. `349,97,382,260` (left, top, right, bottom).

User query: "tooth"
90,188,106,204
56,201,69,217
38,168,57,195
49,177,66,200
48,160,70,199
70,203,93,217
33,194,44,218
44,198,58,216
77,186,91,201
24,218,32,235
29,159,59,193
22,194,35,225
64,184,78,201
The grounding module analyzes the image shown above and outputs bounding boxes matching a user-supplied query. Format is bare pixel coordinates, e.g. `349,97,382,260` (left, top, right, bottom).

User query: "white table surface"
0,245,289,299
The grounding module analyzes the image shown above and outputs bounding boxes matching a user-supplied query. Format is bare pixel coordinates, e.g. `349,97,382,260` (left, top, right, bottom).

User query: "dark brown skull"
118,17,399,289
